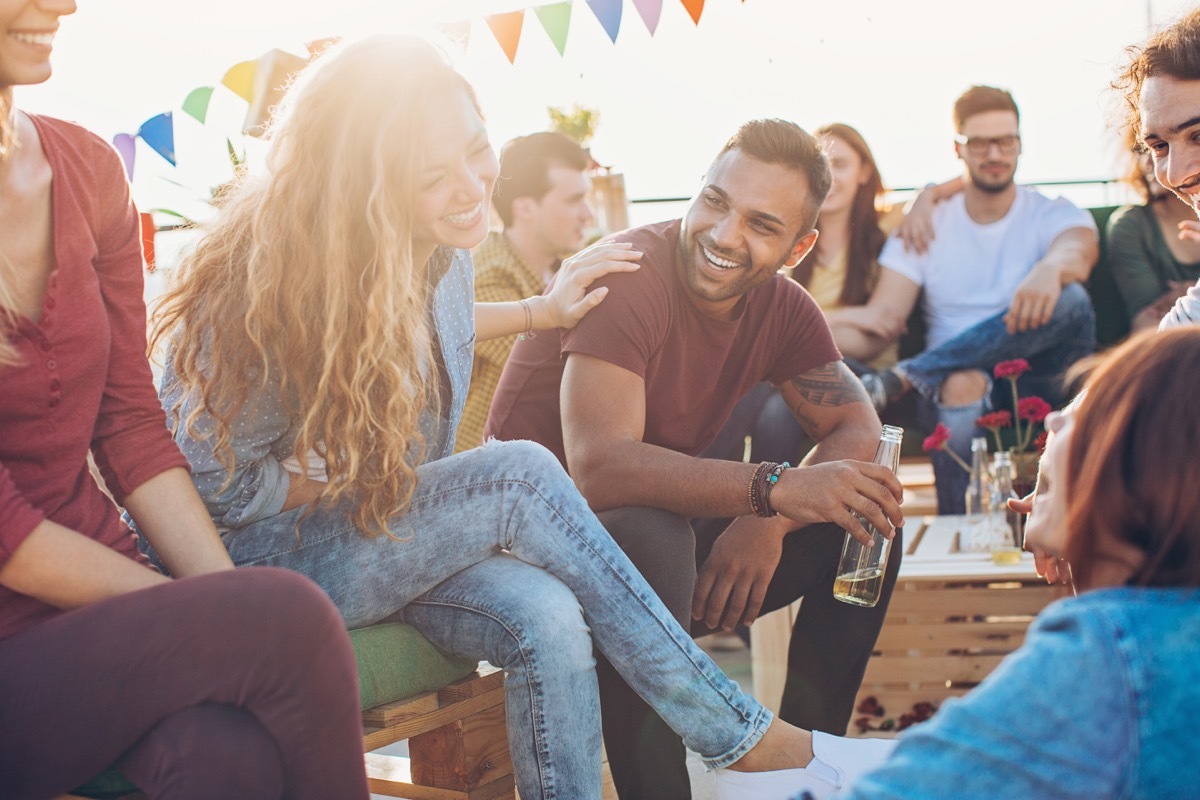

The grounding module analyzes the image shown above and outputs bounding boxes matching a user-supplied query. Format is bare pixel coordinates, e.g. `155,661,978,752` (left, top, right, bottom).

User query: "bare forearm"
0,519,169,608
1041,230,1099,285
123,467,234,577
801,412,882,466
474,296,551,342
829,321,890,362
572,439,761,518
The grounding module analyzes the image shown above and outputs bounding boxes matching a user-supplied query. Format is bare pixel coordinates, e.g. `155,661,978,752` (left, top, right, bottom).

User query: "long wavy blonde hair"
153,35,478,537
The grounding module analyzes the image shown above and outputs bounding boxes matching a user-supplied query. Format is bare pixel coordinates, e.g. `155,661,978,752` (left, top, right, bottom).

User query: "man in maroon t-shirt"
486,119,905,800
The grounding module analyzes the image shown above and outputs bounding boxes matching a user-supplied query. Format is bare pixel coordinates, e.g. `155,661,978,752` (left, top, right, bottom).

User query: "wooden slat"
363,690,440,727
365,753,516,799
438,667,504,703
363,686,505,751
872,619,1030,652
885,584,1056,617
862,653,1007,685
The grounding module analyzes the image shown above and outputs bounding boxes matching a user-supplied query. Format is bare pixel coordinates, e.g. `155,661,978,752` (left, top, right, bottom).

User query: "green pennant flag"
535,2,572,56
181,86,214,123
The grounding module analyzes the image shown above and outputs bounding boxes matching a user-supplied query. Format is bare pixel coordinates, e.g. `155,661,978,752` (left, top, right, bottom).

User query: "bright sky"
17,0,1199,224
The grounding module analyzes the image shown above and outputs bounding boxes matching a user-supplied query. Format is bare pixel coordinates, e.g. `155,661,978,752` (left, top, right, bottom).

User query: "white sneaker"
713,732,898,800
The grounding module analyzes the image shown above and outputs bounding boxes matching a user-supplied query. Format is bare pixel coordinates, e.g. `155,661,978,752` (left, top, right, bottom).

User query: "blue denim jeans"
214,440,771,800
900,282,1095,513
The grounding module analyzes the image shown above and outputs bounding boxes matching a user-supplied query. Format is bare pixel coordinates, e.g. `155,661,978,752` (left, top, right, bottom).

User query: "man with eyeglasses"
849,85,1099,514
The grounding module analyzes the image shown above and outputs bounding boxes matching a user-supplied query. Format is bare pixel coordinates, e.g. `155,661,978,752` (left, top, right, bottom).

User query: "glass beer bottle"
833,425,903,607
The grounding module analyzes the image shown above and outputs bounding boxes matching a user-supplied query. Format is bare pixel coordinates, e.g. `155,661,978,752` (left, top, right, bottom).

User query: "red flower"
1018,396,1052,423
922,423,952,453
1034,431,1049,453
994,359,1031,380
976,410,1013,429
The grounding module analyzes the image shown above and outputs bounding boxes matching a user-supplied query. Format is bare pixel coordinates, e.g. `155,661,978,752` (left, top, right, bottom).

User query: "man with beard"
851,86,1098,514
485,118,905,800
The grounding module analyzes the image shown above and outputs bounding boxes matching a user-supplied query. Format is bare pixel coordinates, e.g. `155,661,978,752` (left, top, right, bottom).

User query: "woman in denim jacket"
151,34,887,800
816,328,1200,800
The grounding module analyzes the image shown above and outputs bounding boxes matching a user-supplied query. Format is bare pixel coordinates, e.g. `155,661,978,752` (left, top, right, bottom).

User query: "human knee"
504,577,593,669
121,705,284,800
477,438,568,484
938,370,989,406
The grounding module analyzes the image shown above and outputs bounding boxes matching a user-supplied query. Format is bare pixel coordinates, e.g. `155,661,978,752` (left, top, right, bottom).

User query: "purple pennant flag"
586,0,621,43
112,133,136,181
632,0,662,34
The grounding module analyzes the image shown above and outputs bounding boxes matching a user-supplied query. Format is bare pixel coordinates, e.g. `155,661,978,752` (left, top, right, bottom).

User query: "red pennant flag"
487,11,524,63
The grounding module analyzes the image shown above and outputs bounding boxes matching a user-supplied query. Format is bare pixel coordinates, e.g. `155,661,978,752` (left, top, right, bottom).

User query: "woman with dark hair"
818,328,1200,799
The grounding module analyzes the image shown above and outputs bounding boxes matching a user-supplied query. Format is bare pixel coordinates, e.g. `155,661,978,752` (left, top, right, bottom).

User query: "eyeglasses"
954,133,1021,156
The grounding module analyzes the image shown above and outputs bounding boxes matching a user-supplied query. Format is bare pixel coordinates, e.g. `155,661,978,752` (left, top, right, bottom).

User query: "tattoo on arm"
787,361,870,407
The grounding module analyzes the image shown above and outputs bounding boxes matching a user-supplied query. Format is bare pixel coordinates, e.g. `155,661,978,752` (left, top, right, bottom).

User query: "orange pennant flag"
486,11,524,64
680,0,704,24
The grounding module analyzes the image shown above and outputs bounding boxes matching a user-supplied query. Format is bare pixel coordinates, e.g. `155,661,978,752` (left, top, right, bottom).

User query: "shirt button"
49,379,61,392
45,297,56,310
49,397,60,408
47,359,57,370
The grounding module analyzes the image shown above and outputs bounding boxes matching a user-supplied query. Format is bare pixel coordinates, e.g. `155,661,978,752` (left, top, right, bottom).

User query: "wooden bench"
61,623,514,800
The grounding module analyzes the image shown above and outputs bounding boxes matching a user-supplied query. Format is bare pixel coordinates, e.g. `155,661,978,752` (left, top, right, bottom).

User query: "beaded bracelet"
518,298,537,341
761,461,790,517
748,461,790,518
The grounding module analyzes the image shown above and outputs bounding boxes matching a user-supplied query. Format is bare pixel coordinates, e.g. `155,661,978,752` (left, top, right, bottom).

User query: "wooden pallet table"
847,514,1057,737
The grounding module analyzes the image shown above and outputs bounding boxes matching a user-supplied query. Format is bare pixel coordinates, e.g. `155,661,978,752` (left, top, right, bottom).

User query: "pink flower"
976,410,1013,429
994,359,1031,380
1018,396,1052,423
922,423,952,453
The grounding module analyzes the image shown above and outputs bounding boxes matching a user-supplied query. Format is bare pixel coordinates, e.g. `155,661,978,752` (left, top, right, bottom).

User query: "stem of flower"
940,444,974,474
989,427,1004,452
1009,377,1024,449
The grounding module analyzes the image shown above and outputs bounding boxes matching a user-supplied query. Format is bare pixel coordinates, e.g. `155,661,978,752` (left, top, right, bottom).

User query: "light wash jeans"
215,440,772,800
900,283,1095,513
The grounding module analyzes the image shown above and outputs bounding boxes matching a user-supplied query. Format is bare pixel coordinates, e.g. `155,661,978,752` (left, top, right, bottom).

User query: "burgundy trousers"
0,567,369,800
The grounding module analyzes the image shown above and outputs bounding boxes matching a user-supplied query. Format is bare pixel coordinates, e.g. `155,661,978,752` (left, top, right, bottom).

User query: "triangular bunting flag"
632,0,662,34
137,112,175,166
111,133,136,181
486,11,524,64
586,0,622,43
680,0,704,24
221,59,258,103
433,21,471,49
181,86,214,124
535,2,572,56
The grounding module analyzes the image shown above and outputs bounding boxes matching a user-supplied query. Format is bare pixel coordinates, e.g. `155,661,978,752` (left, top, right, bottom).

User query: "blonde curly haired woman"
152,33,884,800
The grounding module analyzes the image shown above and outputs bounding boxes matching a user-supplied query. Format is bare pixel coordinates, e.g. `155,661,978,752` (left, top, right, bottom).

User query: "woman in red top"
0,2,369,798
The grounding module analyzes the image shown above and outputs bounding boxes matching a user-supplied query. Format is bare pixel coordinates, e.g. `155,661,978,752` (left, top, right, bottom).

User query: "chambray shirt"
160,247,476,530
833,588,1200,800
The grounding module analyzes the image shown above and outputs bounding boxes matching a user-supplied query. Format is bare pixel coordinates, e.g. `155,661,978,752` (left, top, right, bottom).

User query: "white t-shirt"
879,187,1096,350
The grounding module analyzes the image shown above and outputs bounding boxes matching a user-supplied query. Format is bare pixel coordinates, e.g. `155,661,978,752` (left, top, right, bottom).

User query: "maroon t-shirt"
485,219,841,466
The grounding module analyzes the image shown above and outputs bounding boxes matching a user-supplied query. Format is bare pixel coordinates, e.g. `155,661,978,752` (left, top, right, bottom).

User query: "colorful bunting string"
535,2,572,56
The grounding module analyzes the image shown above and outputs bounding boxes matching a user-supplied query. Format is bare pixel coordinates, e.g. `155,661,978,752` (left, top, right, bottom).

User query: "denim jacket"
161,247,476,530
836,587,1200,800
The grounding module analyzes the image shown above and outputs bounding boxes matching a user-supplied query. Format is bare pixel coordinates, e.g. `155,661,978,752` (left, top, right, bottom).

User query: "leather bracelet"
761,461,790,517
747,462,772,517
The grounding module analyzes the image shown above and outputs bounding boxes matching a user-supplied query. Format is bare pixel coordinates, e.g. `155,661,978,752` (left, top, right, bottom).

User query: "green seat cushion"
70,768,138,798
351,622,478,711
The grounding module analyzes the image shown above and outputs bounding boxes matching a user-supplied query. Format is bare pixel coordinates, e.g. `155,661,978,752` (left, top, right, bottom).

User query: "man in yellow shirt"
456,132,595,452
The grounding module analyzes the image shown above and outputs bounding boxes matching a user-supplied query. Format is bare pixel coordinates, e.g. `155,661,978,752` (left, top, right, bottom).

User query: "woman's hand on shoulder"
534,241,642,330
